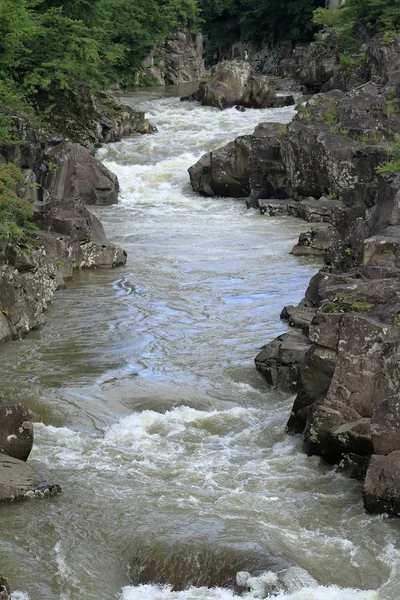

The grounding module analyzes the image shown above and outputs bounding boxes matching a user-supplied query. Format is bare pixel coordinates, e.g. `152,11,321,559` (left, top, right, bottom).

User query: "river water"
0,86,399,600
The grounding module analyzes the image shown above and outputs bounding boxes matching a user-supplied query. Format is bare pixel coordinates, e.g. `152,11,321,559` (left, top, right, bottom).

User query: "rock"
0,454,61,503
287,345,336,434
288,197,344,223
141,29,206,86
371,396,400,455
255,330,313,392
0,398,33,461
40,142,119,206
280,305,316,334
199,61,280,109
337,453,370,480
291,226,340,257
129,541,288,591
0,574,10,600
363,451,400,516
0,249,59,343
188,123,286,199
99,101,157,143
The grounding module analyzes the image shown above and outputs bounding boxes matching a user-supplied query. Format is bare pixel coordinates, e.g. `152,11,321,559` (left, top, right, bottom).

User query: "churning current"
0,86,399,600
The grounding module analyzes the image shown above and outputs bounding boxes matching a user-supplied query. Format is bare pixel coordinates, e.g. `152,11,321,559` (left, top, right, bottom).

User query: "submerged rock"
0,454,61,503
128,541,289,591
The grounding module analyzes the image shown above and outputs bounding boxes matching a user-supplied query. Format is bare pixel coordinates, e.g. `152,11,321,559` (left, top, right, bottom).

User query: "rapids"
0,85,399,600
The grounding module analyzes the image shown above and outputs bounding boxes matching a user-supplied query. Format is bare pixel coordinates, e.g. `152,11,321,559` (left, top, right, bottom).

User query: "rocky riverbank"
0,97,154,345
189,35,400,516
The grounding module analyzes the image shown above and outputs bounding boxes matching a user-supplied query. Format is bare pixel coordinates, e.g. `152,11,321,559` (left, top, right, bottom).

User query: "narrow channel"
0,86,399,600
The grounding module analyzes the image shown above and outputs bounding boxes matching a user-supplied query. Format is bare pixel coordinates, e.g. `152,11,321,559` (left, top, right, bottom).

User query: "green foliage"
0,162,35,245
376,135,400,174
323,295,374,313
313,1,400,53
199,0,324,63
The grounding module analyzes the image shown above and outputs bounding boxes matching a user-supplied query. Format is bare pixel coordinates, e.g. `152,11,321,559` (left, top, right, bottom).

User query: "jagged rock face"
200,61,286,109
0,398,33,462
277,34,400,94
0,248,59,343
39,142,119,206
142,30,206,85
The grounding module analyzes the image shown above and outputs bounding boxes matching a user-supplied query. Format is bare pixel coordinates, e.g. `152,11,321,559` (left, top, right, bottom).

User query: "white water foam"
121,584,381,600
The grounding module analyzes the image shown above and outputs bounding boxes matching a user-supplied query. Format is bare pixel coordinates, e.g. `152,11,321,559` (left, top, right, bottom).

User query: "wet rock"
99,102,156,142
0,454,61,503
364,451,400,516
280,305,316,334
199,61,280,110
259,199,291,216
288,197,344,223
129,541,289,591
0,574,10,600
0,398,33,461
337,453,370,480
188,123,286,199
291,226,340,257
40,142,119,206
255,330,313,392
287,345,336,434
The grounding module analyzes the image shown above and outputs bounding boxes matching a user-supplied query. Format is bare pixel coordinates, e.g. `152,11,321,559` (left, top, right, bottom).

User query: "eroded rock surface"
192,61,293,110
0,454,61,503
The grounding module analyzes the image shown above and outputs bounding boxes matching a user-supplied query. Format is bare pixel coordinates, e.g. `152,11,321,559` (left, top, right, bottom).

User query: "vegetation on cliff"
313,0,400,51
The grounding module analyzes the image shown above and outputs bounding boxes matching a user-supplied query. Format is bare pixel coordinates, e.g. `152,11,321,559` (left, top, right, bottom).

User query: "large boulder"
200,61,291,109
188,123,286,199
0,398,33,461
364,451,400,516
0,454,61,503
39,142,119,206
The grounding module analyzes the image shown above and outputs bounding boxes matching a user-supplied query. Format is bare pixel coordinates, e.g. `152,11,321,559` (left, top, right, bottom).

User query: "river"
0,86,399,600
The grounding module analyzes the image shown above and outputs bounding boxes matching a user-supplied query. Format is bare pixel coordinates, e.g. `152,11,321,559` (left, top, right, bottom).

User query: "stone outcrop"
0,93,139,344
40,142,119,206
189,61,294,110
141,30,206,85
277,33,400,94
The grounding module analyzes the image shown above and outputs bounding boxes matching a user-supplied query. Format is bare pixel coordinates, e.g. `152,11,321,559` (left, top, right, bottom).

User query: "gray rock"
371,396,400,455
364,451,400,516
200,61,279,110
189,123,286,199
40,142,119,206
255,330,313,392
0,398,33,462
141,29,206,86
0,454,61,503
292,226,340,257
